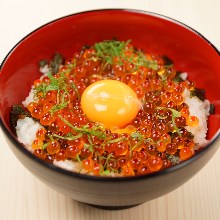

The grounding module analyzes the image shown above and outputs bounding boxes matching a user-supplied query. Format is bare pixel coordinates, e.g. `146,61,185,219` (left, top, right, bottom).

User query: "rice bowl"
0,9,219,208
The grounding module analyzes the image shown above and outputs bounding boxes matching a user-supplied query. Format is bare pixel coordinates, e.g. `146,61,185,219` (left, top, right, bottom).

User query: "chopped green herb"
130,51,158,70
130,142,142,153
94,40,130,65
49,91,69,114
50,101,68,113
157,107,181,118
130,134,154,152
144,138,154,145
34,72,65,97
83,143,94,153
101,169,111,176
58,115,106,139
34,72,75,114
76,154,81,162
169,108,181,118
94,39,158,71
156,114,167,120
100,168,117,176
34,82,48,97
106,137,126,144
70,81,80,99
72,59,77,69
102,153,116,171
87,135,93,145
157,107,181,135
42,143,49,150
171,116,181,136
131,131,143,141
47,73,61,90
52,133,83,141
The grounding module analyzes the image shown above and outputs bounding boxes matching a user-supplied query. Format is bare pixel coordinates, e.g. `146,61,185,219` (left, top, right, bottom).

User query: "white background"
1,0,220,63
0,1,220,220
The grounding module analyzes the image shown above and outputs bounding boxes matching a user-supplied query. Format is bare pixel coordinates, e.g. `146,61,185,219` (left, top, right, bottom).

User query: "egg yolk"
81,79,141,128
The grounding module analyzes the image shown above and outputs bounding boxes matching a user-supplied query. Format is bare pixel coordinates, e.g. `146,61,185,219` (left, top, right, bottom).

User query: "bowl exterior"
2,125,220,207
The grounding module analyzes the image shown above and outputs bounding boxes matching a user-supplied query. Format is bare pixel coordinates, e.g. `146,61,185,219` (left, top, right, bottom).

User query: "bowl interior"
0,9,220,141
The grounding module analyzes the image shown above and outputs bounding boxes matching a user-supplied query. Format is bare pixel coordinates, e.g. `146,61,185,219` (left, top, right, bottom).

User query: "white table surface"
1,1,220,219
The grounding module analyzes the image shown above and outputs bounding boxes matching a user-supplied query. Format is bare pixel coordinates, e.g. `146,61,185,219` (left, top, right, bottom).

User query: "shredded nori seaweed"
187,132,194,139
82,45,90,50
190,88,205,101
39,53,64,74
50,53,64,74
173,71,184,83
168,132,176,140
10,105,32,131
10,105,31,117
163,55,173,67
209,103,215,114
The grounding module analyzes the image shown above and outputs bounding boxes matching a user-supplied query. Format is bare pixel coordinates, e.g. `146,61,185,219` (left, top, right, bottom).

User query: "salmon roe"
12,39,209,177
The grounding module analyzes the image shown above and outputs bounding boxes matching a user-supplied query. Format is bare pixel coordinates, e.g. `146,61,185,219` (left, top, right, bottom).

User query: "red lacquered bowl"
0,9,220,209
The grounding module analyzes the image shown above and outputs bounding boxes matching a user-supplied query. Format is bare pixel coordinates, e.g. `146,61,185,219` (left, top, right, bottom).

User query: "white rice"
16,117,43,152
53,159,83,172
183,89,210,148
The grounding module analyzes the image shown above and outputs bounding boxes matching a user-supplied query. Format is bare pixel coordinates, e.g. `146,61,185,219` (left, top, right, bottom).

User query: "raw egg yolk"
81,79,141,128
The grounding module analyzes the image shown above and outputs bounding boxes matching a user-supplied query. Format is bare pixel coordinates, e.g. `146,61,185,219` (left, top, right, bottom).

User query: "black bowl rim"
0,8,220,182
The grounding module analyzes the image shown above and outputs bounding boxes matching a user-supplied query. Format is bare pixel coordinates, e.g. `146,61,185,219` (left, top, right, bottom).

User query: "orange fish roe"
12,39,210,177
187,116,199,127
179,147,194,160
